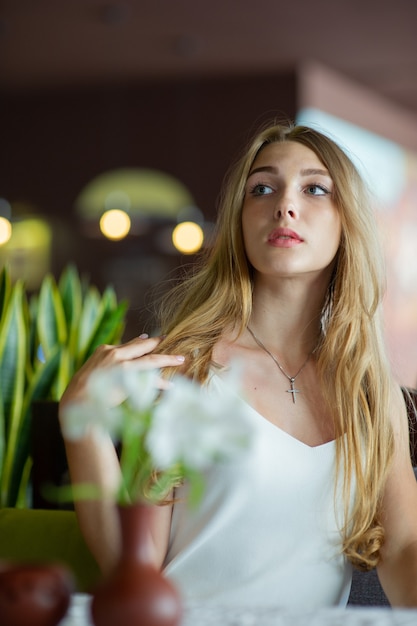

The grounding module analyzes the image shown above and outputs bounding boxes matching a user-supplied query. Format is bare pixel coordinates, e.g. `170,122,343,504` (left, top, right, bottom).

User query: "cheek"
327,216,342,260
241,202,266,233
334,215,342,247
313,212,341,263
241,206,253,244
324,210,341,241
241,210,258,264
241,202,250,225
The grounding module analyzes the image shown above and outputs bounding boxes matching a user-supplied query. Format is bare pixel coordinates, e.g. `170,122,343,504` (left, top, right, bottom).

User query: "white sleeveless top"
163,371,352,608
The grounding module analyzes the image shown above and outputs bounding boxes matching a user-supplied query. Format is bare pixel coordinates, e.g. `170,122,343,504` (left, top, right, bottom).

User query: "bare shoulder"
212,327,250,369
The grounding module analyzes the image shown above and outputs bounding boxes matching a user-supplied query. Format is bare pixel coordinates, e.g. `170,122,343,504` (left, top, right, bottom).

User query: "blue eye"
305,184,329,196
250,183,274,196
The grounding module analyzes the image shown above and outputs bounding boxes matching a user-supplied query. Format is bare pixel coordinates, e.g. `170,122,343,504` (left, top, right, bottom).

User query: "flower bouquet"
60,365,254,506
59,364,254,626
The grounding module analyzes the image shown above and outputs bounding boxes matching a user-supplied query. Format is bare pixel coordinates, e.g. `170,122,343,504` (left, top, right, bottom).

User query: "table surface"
61,594,417,626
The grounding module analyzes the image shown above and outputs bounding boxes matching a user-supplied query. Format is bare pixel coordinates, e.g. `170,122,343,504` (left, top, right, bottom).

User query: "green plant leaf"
0,281,28,506
0,281,27,441
0,265,11,323
0,264,128,508
26,294,44,380
5,346,62,507
53,346,74,401
58,264,83,356
101,285,117,308
42,481,105,505
145,465,183,504
76,286,100,360
82,301,128,363
0,268,10,471
100,287,127,342
0,385,5,489
184,467,206,508
37,274,68,358
27,294,40,373
15,456,32,509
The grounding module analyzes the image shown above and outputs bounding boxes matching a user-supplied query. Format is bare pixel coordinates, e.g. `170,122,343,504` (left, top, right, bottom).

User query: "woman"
60,122,417,607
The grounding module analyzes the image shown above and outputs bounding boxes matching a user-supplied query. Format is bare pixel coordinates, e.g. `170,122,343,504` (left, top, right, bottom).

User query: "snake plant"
0,264,128,507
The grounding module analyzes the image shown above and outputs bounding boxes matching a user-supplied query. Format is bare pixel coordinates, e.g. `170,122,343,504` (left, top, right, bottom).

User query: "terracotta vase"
91,504,182,626
0,562,73,626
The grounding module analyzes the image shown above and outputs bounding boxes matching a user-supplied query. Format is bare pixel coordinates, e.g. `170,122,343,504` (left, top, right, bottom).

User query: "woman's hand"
59,334,185,416
58,333,183,574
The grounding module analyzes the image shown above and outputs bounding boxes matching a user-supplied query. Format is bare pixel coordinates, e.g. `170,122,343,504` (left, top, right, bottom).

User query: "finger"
89,336,164,366
107,335,163,360
123,353,185,370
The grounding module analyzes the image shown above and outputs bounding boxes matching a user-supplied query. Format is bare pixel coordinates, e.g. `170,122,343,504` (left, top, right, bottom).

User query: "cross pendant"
286,378,300,404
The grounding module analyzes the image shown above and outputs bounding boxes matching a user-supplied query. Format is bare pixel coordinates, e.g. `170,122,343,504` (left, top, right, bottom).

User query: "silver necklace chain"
247,326,314,404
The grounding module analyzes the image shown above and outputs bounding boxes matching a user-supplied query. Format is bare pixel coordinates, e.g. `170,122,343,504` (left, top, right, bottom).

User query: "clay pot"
0,562,73,626
91,504,182,626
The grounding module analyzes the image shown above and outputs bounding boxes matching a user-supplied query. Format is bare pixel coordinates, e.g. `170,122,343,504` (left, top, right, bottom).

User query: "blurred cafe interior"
1,0,417,387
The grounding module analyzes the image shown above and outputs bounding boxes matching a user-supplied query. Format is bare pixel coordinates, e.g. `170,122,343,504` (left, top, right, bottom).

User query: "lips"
267,228,303,244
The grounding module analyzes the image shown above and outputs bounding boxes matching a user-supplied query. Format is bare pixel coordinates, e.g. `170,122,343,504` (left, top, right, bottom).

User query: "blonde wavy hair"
154,122,394,570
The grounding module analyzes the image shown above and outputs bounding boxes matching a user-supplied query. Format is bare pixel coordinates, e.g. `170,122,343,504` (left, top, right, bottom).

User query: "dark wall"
0,72,297,336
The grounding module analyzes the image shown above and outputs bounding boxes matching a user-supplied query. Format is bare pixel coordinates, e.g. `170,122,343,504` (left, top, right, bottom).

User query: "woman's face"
241,140,342,285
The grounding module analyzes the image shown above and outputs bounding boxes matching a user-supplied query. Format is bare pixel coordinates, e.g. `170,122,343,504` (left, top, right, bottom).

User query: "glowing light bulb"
0,217,12,245
100,209,131,240
172,221,204,254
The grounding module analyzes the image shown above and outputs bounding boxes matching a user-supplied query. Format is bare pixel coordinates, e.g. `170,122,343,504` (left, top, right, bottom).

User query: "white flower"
61,399,124,441
85,366,127,408
60,360,254,505
121,368,160,412
61,367,160,441
146,372,254,471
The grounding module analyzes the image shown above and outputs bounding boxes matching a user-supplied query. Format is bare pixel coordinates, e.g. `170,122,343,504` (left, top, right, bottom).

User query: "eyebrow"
247,166,331,178
247,165,276,177
300,168,330,177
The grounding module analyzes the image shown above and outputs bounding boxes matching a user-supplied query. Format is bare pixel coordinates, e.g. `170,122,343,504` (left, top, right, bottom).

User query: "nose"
273,189,298,220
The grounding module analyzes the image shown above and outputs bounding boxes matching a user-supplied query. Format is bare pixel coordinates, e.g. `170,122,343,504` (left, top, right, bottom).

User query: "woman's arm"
59,335,183,575
64,433,122,575
377,383,417,606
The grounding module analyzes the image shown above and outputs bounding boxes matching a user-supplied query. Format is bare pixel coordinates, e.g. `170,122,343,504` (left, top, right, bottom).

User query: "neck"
246,326,317,405
249,308,322,361
249,277,326,356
